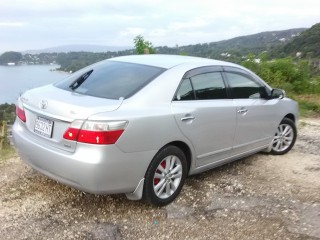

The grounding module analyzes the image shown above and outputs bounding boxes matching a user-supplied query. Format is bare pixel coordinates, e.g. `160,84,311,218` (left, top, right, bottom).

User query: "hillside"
282,23,320,58
18,28,305,57
0,25,317,71
186,28,304,54
155,28,306,62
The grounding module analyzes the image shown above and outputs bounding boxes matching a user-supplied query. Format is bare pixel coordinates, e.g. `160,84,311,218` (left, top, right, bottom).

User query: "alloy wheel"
272,123,294,152
153,155,183,199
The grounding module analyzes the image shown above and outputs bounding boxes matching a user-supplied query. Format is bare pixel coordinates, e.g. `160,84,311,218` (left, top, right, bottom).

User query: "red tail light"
63,127,80,141
16,105,26,122
63,120,127,145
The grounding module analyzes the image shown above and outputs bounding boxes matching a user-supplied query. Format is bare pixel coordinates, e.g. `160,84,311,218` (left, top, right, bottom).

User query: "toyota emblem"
39,100,48,109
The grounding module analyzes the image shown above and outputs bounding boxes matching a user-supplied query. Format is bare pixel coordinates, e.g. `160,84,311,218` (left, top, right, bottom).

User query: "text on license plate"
34,117,54,138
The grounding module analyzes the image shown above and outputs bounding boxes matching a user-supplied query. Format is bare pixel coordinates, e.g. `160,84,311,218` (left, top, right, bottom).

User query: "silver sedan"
13,54,298,206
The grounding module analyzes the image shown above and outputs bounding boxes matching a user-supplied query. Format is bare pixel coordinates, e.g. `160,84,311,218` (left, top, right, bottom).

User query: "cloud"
0,22,26,27
169,18,209,31
120,28,146,37
0,0,320,52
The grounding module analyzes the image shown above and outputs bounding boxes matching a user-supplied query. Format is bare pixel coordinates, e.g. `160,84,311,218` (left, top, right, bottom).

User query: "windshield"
55,60,166,99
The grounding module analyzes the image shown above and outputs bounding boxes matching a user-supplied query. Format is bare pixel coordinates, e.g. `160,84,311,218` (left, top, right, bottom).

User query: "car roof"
109,54,237,69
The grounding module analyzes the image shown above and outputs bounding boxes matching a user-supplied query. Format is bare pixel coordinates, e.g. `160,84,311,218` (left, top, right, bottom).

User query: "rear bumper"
12,119,155,196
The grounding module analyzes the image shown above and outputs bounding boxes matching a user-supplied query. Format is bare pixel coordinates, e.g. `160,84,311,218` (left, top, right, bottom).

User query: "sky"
1,0,320,53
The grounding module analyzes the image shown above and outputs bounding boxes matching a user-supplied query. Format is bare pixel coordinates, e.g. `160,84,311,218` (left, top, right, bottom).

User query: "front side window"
225,72,267,99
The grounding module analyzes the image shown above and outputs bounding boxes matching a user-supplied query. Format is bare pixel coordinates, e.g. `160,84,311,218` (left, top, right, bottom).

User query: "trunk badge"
39,100,48,109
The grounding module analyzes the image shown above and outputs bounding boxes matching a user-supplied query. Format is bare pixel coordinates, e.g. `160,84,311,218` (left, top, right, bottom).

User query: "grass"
0,146,16,161
291,94,320,117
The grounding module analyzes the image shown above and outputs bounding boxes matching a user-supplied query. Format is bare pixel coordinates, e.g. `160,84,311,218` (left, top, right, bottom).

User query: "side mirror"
270,88,286,99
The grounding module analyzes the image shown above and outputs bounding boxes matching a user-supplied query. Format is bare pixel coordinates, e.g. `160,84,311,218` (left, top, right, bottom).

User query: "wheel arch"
263,113,297,154
283,113,295,123
126,141,192,202
164,141,192,175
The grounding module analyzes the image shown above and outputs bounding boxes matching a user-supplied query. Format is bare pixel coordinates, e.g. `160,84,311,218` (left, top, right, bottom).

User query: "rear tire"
143,145,187,206
270,118,297,155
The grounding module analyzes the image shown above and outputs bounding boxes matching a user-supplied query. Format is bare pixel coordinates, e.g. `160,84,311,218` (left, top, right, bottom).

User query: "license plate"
34,117,54,138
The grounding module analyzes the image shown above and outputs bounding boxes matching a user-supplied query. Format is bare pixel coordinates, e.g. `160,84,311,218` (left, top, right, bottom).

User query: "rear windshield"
54,60,166,99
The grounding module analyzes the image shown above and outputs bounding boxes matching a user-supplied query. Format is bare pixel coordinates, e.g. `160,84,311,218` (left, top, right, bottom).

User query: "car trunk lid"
19,84,123,152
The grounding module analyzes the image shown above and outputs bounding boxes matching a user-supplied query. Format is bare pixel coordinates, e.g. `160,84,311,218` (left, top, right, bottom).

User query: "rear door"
171,67,237,167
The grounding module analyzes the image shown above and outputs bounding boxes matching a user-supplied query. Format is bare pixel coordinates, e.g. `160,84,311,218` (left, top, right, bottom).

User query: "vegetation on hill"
50,28,308,72
0,27,307,69
269,23,320,76
52,27,313,72
282,23,320,58
176,28,305,62
56,52,109,72
55,49,136,72
0,51,22,64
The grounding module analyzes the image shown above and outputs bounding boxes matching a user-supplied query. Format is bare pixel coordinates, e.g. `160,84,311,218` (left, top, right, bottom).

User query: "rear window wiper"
69,70,93,90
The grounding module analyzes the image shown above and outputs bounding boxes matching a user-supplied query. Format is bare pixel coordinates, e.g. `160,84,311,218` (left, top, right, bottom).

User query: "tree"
133,35,155,54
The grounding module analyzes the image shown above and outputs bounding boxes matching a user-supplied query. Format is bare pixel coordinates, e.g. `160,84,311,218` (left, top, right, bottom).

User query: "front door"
224,71,277,154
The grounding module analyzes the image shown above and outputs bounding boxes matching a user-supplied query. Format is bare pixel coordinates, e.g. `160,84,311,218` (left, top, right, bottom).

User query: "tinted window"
55,61,165,99
191,72,227,100
175,79,194,100
226,72,267,99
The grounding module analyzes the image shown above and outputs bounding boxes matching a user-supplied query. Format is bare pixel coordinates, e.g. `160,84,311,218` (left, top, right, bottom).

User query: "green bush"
241,56,317,95
0,103,16,124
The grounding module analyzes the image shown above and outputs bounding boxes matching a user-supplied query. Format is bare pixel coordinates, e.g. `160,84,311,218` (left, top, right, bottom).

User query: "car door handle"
237,108,248,114
181,115,195,121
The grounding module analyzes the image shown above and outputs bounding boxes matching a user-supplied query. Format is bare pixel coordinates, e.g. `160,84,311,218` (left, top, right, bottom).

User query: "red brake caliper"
154,161,166,185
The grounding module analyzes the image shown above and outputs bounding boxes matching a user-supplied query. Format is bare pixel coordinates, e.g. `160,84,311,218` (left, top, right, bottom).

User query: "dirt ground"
0,118,320,240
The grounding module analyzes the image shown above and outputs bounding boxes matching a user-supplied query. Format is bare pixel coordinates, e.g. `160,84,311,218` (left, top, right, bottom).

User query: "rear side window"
55,61,165,99
191,72,227,100
174,72,227,100
175,79,194,100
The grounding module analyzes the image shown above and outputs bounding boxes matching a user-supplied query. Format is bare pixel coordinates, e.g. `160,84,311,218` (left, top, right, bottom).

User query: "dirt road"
1,119,320,239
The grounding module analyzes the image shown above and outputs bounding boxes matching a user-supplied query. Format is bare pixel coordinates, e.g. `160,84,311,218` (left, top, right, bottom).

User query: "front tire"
270,118,297,155
143,145,187,206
